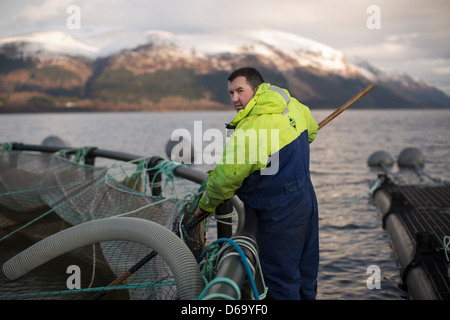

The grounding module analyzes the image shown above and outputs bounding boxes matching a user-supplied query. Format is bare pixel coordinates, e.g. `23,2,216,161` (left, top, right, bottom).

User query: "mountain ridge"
0,29,448,112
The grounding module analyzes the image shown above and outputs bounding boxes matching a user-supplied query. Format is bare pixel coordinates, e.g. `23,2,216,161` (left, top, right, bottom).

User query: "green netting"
0,148,206,300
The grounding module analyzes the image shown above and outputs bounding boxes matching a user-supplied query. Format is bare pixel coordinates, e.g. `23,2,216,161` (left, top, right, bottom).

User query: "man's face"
228,76,256,112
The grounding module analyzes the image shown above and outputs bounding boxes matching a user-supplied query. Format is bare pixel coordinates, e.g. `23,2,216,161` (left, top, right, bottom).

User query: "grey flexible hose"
2,217,204,300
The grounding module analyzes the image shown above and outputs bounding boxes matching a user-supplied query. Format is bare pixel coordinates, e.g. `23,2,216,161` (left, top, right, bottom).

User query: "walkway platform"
373,175,450,300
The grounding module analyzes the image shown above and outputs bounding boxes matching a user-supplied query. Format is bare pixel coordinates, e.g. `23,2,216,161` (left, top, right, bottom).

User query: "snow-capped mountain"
0,31,99,58
0,29,353,71
0,29,448,111
101,29,363,77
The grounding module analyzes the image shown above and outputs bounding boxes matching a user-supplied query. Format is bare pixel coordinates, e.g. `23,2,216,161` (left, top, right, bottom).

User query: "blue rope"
197,277,241,300
0,280,175,299
342,177,382,202
199,238,260,300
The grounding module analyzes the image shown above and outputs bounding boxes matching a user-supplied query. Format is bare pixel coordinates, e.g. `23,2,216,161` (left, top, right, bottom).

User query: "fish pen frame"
7,141,260,300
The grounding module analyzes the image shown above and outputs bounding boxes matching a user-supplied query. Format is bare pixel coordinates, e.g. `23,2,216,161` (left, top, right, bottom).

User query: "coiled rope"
197,238,267,300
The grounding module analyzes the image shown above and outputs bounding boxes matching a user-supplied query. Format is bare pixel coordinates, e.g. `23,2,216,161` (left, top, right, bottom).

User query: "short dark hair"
228,67,265,90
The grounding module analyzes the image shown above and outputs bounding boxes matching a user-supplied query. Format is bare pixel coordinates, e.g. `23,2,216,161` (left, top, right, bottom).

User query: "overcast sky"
1,0,449,94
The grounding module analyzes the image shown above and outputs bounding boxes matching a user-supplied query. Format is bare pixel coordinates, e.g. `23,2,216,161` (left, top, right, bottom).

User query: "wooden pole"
318,83,375,130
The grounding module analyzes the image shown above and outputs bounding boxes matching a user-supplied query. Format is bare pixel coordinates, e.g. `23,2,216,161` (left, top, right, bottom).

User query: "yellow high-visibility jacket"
198,83,318,213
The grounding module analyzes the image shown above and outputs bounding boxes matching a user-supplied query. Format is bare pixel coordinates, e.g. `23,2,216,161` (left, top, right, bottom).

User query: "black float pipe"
200,206,259,300
9,143,238,234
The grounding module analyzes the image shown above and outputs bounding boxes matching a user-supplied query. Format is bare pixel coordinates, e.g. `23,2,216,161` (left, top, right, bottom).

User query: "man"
195,67,319,300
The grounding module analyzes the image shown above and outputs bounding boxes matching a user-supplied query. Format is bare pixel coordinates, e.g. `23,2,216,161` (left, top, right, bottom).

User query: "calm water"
0,109,449,300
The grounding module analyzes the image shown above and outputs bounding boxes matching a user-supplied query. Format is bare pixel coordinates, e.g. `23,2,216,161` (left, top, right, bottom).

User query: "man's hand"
195,207,211,217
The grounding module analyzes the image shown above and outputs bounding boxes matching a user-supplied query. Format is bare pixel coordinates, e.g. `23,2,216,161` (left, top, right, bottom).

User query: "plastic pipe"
2,217,204,300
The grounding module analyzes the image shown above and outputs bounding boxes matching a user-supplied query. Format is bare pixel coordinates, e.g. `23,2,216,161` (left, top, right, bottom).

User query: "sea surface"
0,109,449,300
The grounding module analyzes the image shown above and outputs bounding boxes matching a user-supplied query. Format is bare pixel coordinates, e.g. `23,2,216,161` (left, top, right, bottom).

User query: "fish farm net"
0,148,207,300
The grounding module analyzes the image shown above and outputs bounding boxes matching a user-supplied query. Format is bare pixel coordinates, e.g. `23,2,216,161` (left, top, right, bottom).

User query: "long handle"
318,83,375,130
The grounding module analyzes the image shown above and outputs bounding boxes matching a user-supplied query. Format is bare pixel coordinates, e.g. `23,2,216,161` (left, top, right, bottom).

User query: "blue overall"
236,131,319,300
